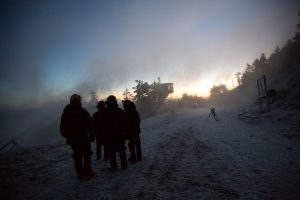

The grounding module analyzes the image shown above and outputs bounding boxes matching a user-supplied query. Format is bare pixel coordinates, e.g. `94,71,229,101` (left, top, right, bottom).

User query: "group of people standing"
60,94,142,178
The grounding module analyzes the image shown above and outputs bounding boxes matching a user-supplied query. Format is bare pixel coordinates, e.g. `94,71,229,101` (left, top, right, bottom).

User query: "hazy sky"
0,0,299,106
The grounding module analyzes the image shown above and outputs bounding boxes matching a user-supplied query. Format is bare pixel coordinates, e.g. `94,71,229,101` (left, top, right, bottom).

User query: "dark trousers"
108,143,128,169
71,143,93,176
96,140,109,160
128,135,142,161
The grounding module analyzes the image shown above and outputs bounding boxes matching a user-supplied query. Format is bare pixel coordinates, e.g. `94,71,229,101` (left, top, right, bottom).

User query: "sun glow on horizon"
90,74,238,102
170,74,238,99
171,77,216,98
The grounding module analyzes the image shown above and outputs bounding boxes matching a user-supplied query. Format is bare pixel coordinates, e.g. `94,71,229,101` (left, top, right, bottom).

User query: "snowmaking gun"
205,108,218,122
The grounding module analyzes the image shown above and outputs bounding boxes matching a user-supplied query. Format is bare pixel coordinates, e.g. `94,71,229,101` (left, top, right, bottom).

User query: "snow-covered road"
1,108,300,199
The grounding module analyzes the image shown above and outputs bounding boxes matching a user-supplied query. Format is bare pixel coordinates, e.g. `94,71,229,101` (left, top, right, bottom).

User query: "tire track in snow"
137,126,239,200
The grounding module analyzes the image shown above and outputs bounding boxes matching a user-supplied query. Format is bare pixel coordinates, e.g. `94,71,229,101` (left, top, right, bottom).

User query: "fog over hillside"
1,1,300,199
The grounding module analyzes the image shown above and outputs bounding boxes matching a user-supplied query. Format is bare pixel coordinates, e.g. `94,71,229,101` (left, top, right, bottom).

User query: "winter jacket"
92,109,108,141
60,103,94,145
106,107,127,145
126,110,141,138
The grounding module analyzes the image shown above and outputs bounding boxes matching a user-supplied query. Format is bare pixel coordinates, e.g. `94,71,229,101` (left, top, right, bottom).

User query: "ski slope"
1,108,299,199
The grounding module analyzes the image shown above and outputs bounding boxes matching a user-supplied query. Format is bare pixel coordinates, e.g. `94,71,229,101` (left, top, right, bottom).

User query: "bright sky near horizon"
0,0,299,106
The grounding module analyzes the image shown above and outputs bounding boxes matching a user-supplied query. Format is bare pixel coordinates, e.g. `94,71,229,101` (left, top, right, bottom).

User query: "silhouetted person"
60,94,96,178
123,100,142,162
92,101,109,160
105,95,128,171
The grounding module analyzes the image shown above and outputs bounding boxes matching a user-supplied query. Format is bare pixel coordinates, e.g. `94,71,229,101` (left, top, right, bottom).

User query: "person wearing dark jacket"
92,100,109,160
105,95,128,171
122,100,142,162
60,94,95,178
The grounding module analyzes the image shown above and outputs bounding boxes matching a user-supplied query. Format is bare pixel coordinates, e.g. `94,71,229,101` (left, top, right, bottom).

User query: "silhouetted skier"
92,101,109,160
123,100,142,162
60,94,96,178
105,95,128,171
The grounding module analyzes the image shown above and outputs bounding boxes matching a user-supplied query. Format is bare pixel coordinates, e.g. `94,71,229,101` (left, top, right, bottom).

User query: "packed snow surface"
1,108,300,199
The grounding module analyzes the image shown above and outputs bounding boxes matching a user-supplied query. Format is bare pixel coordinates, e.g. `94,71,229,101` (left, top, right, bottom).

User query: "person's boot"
128,143,136,162
119,150,128,169
74,158,84,178
110,153,117,170
84,157,96,178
